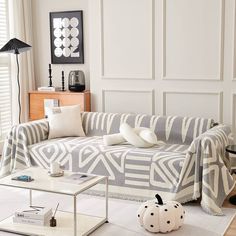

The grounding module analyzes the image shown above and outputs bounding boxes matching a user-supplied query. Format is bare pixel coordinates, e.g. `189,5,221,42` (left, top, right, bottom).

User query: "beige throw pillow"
48,105,85,139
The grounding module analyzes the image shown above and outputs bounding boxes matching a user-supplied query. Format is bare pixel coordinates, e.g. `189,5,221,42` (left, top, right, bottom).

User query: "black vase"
68,70,85,92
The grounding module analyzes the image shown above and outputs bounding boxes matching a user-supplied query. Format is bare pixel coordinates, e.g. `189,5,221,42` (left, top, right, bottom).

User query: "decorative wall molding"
100,0,155,80
163,91,223,122
232,0,236,80
88,0,236,136
102,89,155,114
162,0,225,81
231,93,236,133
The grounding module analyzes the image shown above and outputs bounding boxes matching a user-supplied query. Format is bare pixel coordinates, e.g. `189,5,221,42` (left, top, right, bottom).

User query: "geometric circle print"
70,17,79,27
62,38,70,47
54,48,63,57
54,38,62,47
71,38,79,47
62,18,70,28
50,11,84,64
63,47,71,57
62,28,70,37
54,28,62,37
71,28,79,37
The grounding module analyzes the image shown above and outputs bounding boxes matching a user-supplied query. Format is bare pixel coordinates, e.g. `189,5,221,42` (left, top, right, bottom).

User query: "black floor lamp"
0,38,31,124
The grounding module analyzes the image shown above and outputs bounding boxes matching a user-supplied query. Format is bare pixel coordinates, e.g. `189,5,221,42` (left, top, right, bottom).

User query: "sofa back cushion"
81,112,213,145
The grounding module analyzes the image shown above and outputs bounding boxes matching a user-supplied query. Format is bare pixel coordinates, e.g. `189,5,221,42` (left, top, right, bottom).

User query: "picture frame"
49,10,84,64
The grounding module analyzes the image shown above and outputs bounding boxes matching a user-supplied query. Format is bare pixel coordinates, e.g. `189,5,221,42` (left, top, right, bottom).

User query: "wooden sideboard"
29,90,91,120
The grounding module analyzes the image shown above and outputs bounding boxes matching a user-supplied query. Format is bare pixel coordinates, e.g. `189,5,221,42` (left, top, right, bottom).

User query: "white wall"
32,0,90,90
89,0,236,133
32,0,236,133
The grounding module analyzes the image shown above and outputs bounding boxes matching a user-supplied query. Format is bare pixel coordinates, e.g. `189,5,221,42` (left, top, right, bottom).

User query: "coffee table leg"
74,195,77,236
29,189,32,206
105,177,108,222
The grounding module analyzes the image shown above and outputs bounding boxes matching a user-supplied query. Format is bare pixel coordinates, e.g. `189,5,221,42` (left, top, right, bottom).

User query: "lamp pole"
15,51,21,124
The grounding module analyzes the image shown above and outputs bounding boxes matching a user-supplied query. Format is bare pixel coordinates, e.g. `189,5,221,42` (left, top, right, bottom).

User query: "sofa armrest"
189,124,233,168
0,119,49,177
186,124,235,214
17,119,49,145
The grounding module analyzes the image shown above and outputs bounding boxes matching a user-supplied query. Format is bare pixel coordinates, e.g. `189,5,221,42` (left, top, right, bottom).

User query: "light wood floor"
224,182,236,236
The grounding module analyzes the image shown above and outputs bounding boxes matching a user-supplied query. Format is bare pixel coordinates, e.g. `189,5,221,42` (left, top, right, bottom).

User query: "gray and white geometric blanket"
0,113,235,215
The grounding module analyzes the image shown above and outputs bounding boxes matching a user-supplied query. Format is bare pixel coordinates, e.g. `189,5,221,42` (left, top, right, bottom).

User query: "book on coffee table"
13,206,52,226
15,206,52,220
13,215,51,226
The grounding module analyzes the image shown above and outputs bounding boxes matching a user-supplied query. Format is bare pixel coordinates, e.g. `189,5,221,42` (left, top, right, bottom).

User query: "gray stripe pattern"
0,120,48,176
82,112,213,145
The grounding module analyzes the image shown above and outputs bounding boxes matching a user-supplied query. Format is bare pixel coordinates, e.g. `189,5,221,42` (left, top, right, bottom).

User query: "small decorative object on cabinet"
61,71,65,91
68,70,85,92
137,194,185,233
48,63,52,87
29,90,90,120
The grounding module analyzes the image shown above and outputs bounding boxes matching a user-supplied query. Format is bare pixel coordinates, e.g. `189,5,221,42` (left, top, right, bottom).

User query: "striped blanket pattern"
0,113,234,215
0,120,48,175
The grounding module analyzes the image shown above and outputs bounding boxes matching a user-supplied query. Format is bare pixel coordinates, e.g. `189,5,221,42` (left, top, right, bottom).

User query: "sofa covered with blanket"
0,112,235,215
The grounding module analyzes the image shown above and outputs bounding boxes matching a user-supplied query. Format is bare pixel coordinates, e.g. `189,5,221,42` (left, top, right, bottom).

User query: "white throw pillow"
48,105,85,139
120,123,153,148
134,127,158,144
103,133,126,146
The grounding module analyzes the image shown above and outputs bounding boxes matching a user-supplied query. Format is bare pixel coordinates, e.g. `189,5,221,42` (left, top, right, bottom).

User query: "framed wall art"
49,11,84,64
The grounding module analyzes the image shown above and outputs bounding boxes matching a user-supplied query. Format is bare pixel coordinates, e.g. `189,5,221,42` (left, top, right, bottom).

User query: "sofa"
0,112,235,215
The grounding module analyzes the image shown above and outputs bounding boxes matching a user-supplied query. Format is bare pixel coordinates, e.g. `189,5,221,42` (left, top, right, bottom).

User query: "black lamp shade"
0,38,31,54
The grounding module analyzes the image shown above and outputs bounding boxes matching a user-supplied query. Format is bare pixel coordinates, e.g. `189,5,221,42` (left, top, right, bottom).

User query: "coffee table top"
0,167,106,196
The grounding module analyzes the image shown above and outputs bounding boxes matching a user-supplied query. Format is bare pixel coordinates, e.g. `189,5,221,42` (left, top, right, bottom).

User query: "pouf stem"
155,194,163,205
